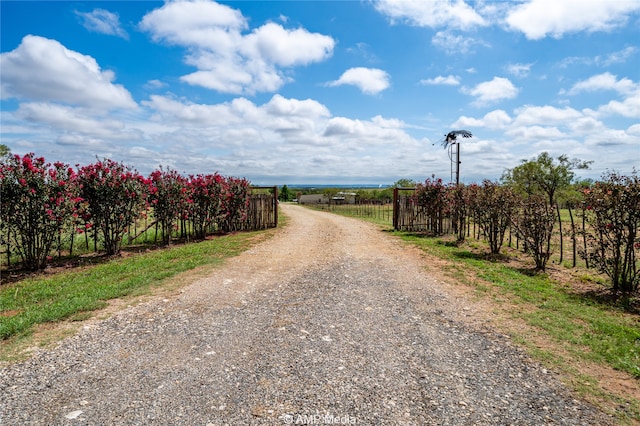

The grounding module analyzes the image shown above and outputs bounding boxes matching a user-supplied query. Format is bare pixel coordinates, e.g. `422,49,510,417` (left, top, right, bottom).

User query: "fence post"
392,187,398,230
556,202,563,265
568,203,576,267
273,185,278,228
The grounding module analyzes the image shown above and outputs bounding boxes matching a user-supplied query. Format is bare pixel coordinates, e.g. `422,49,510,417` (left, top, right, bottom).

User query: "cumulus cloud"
420,75,460,86
374,0,487,30
139,0,334,95
567,72,637,96
513,105,582,126
565,73,640,119
462,77,519,105
506,0,640,40
76,8,128,39
15,103,124,135
0,35,136,110
595,95,640,119
506,125,565,140
452,110,512,130
327,67,391,95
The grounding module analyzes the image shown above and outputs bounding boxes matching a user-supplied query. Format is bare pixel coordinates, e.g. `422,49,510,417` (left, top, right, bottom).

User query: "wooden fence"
244,186,278,230
393,187,453,233
391,187,602,269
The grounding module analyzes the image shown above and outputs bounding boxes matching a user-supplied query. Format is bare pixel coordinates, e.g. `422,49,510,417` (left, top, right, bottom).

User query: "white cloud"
140,0,247,46
600,46,638,66
431,31,488,55
513,105,582,126
144,80,168,90
0,35,136,110
628,124,640,136
595,94,640,119
558,47,638,69
139,0,334,95
76,8,128,39
463,77,519,105
420,75,460,86
567,72,637,96
506,0,640,40
327,67,391,95
453,110,512,130
565,73,640,119
506,63,533,78
374,0,487,30
243,23,334,67
506,125,564,140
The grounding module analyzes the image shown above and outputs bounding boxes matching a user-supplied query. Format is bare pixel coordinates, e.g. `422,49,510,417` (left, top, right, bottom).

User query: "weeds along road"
0,204,613,425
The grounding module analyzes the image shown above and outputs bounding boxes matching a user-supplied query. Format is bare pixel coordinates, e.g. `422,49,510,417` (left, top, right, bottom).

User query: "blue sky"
1,0,638,185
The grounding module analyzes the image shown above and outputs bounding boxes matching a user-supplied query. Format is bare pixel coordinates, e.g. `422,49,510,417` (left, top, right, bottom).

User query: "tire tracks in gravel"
0,204,613,425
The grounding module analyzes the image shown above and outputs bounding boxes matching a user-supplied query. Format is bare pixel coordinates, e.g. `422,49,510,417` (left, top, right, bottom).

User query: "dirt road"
0,204,612,425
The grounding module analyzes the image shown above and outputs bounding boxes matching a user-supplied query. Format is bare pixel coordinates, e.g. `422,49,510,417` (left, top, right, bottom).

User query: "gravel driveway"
0,204,613,425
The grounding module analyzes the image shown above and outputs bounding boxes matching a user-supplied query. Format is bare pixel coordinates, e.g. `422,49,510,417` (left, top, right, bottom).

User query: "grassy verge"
0,227,276,344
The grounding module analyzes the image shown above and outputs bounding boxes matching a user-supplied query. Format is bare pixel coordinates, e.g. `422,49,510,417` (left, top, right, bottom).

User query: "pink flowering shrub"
185,173,226,239
0,153,80,270
148,167,188,245
222,177,250,232
77,158,148,255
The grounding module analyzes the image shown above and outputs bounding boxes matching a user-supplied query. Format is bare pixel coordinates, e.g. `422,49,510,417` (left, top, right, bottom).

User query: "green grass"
0,231,266,340
402,233,640,378
308,203,394,227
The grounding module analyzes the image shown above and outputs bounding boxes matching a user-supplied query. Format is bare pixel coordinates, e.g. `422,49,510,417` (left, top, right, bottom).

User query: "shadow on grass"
574,288,640,314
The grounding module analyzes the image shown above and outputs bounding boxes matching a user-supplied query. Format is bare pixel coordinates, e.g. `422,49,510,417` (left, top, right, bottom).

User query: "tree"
394,178,416,188
323,188,339,206
470,180,518,255
279,185,291,202
0,144,10,158
502,152,591,205
511,194,556,271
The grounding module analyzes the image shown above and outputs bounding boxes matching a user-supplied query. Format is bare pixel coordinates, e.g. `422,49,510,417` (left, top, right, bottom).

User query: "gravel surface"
0,204,613,425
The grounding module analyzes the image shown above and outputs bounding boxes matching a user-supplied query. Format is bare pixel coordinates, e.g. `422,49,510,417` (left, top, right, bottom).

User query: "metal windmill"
440,130,472,186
